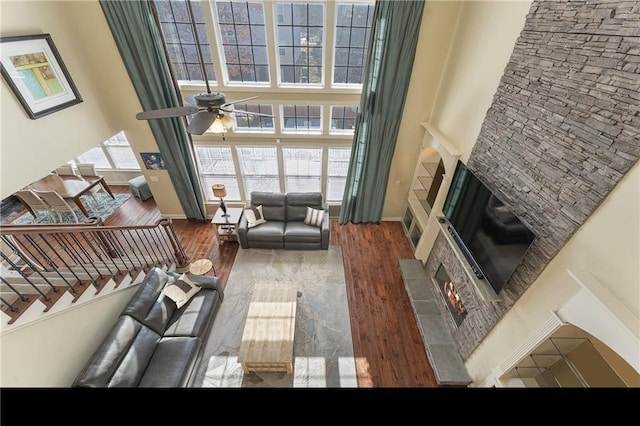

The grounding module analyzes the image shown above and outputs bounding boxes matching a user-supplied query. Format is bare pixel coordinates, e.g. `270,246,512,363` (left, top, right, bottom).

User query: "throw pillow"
162,273,201,309
245,205,267,228
304,206,324,227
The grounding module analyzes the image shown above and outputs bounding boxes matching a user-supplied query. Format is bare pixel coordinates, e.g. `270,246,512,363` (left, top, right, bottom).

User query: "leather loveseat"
72,267,223,387
238,191,329,250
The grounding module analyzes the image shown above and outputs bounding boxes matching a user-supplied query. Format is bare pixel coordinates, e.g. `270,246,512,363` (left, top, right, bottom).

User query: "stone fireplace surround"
422,0,639,360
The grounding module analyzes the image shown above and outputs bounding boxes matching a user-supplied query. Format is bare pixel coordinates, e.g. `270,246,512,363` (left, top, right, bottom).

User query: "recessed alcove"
405,123,461,261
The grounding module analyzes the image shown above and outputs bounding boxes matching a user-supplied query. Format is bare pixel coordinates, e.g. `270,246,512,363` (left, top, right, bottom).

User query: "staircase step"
0,260,171,329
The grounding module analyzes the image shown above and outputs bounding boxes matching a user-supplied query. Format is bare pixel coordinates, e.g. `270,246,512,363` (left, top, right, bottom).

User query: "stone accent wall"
425,0,640,358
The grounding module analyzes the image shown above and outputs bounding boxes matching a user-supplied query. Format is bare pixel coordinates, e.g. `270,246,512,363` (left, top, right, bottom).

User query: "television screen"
442,161,535,294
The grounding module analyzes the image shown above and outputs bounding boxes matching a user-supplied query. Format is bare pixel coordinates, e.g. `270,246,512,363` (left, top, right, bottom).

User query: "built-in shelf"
414,161,440,215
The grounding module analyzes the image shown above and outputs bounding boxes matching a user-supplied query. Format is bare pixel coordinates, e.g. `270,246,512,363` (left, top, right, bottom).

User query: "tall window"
75,131,140,170
237,147,280,195
193,143,352,202
194,146,240,200
334,3,374,85
155,0,216,82
276,2,324,85
327,148,350,201
152,1,375,205
283,147,322,192
215,1,269,83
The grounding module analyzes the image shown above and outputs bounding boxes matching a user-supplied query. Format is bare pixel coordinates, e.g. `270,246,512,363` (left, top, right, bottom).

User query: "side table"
211,207,243,245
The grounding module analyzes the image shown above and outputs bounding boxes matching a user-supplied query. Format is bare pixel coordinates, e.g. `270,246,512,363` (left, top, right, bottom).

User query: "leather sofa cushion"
245,221,285,242
164,288,222,337
284,221,321,242
250,191,286,221
73,315,161,387
286,192,323,221
122,268,177,335
138,336,201,387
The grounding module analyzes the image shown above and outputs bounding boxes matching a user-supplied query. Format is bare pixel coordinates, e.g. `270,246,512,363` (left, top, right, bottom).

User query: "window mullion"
203,0,225,87
321,145,328,196
100,144,117,169
231,146,246,203
325,0,336,88
263,0,279,88
276,143,285,193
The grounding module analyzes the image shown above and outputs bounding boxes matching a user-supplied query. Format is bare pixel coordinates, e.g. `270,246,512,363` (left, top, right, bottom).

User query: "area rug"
11,193,131,225
192,246,357,388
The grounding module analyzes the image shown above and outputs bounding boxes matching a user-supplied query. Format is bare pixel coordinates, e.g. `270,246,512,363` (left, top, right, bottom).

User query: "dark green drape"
100,0,206,221
339,0,425,224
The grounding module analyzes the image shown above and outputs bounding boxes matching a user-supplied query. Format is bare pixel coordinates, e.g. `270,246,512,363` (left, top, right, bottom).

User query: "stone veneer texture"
425,0,640,359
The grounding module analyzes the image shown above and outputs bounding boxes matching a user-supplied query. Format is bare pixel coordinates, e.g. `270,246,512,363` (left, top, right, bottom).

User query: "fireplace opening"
434,264,468,327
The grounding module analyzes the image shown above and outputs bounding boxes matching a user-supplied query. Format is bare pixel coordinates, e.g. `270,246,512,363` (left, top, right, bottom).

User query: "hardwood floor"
25,185,441,387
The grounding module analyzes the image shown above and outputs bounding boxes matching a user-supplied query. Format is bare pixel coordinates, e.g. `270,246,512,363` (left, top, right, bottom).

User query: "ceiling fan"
135,0,273,136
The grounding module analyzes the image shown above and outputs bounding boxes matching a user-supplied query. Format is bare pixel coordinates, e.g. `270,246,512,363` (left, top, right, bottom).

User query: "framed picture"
140,152,166,170
0,34,83,119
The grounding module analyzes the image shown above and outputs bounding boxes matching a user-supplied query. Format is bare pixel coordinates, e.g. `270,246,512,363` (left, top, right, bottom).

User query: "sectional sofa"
72,267,223,387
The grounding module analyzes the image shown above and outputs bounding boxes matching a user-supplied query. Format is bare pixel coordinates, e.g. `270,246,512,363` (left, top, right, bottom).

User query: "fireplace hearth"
434,264,467,327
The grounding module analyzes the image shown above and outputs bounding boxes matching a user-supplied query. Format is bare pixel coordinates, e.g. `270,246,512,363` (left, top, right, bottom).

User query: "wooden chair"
14,189,56,221
55,164,76,176
32,190,80,223
75,162,106,210
75,163,98,177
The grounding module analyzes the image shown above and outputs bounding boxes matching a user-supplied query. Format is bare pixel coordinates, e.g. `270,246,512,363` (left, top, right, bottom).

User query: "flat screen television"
441,161,535,294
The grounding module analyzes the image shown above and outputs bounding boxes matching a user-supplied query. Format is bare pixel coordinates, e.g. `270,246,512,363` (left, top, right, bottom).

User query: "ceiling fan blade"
136,106,200,120
223,96,259,107
186,110,218,135
185,95,199,107
230,108,274,118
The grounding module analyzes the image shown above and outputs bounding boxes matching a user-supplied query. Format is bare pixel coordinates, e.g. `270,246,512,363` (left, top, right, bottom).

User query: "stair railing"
0,217,190,323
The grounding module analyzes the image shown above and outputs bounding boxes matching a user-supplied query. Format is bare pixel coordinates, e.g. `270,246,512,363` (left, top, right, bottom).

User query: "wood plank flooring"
12,184,441,387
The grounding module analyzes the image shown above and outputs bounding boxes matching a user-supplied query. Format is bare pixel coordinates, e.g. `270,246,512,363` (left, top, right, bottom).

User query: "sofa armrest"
185,274,224,300
238,202,250,248
321,202,330,249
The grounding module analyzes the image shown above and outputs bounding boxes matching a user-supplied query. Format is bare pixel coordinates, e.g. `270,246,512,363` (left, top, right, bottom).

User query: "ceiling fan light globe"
221,114,235,128
209,117,227,133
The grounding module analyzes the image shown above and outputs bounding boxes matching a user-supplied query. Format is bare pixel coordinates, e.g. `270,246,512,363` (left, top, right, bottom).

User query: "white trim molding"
560,268,640,373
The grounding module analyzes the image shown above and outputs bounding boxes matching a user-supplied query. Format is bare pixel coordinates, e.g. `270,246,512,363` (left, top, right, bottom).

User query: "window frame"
152,1,373,205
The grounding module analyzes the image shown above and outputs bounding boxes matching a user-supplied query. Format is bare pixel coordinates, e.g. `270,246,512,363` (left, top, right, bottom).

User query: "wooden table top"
30,174,102,199
211,207,243,225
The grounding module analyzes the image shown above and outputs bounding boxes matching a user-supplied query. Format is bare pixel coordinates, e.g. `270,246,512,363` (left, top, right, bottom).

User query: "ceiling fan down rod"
187,0,211,94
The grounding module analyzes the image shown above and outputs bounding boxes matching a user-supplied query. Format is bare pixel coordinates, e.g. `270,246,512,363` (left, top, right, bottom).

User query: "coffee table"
238,281,298,374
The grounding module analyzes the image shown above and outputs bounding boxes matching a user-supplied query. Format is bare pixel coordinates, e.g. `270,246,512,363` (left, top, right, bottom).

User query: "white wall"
387,0,532,220
0,284,139,387
382,1,462,220
428,0,532,163
0,0,185,217
0,1,116,196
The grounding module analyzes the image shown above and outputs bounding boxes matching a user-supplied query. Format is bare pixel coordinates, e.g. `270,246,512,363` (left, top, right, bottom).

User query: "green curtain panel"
339,0,425,224
100,0,206,221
